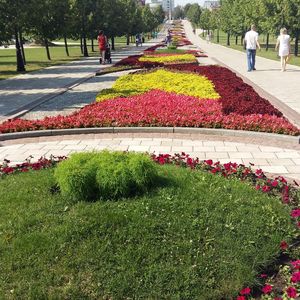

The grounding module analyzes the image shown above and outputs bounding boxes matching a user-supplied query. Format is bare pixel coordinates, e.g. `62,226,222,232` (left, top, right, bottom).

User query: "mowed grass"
206,30,300,67
0,164,293,299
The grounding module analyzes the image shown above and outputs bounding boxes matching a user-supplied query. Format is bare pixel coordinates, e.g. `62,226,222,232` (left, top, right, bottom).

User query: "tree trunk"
15,28,25,72
19,30,26,65
111,36,115,51
217,29,219,43
295,30,299,56
91,39,95,52
227,33,230,46
241,35,243,45
80,37,83,54
126,34,130,45
64,34,69,56
235,36,238,45
45,38,51,60
265,33,269,51
82,32,89,57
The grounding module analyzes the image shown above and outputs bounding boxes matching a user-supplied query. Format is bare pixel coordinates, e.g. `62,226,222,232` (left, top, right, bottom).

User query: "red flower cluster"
1,90,298,135
166,64,283,117
0,156,66,177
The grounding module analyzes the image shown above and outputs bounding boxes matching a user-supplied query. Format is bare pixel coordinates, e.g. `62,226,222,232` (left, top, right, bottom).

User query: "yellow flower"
96,69,220,102
139,54,196,64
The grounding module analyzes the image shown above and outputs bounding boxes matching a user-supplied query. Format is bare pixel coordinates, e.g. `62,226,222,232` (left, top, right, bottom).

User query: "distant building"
148,0,174,19
203,1,220,10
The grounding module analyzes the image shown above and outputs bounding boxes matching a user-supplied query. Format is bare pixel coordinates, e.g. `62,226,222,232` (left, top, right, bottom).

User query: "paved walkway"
1,133,299,182
183,21,300,127
0,42,160,121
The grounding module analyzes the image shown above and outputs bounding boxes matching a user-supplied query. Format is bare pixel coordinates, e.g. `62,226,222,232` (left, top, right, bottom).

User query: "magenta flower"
291,271,300,283
286,286,297,298
236,296,246,300
240,287,251,295
290,209,300,218
262,284,273,294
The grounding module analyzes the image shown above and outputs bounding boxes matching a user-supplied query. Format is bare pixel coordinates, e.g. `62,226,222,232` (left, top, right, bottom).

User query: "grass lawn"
0,163,293,299
206,30,300,67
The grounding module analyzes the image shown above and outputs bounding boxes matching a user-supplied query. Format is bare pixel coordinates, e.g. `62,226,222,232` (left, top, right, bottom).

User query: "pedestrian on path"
244,25,261,72
97,30,107,64
275,28,291,72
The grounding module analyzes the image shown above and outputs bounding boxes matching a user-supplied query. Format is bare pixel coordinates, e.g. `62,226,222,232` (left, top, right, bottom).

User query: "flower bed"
0,90,297,135
96,69,220,102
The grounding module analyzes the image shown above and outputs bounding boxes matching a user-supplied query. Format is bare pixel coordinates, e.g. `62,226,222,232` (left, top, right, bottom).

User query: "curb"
0,127,299,144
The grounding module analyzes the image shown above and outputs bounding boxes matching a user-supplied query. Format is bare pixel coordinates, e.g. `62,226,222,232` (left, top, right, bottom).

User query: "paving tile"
63,145,87,151
286,166,300,173
215,146,238,152
149,146,172,153
58,140,80,145
140,140,162,146
46,150,72,157
259,146,283,152
171,146,193,153
98,139,121,145
276,152,300,159
161,140,182,146
252,152,277,158
182,140,203,146
286,174,300,181
267,158,296,166
258,166,289,174
128,145,150,152
229,152,253,159
189,152,206,159
242,158,269,166
205,152,229,159
203,141,225,146
106,145,129,151
120,140,141,146
293,159,300,165
218,158,244,164
193,146,215,152
237,146,261,152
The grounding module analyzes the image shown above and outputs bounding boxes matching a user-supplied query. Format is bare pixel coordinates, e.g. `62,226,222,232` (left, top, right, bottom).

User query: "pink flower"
291,271,300,283
240,287,251,295
262,185,271,193
262,284,273,294
286,286,297,298
274,298,282,300
280,240,288,250
271,180,279,187
237,296,246,300
291,260,300,269
291,209,300,218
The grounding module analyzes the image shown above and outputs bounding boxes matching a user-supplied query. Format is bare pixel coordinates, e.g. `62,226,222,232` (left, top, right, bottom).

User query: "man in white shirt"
244,25,261,72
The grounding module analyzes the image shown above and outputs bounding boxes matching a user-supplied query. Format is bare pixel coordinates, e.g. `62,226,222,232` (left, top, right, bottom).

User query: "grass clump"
0,164,294,298
54,151,158,202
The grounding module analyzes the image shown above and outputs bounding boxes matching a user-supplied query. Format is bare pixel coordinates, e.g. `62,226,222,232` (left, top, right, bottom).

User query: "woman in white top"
275,28,291,72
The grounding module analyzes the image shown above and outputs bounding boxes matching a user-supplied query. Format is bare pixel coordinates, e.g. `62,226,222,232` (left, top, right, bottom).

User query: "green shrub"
54,151,158,202
54,152,98,202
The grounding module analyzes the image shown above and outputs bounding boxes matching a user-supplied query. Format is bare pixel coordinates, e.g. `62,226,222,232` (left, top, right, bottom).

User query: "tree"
173,5,184,20
153,5,165,26
198,9,211,33
186,3,201,26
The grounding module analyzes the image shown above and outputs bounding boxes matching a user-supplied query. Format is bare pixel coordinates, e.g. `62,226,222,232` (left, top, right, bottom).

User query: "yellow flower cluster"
139,54,196,64
96,69,220,102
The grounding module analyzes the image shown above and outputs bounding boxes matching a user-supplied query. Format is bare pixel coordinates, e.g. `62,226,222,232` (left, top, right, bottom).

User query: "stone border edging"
0,126,299,144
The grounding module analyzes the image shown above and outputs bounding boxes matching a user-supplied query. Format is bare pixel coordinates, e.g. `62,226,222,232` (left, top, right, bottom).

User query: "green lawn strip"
0,165,293,299
0,43,127,81
206,30,300,67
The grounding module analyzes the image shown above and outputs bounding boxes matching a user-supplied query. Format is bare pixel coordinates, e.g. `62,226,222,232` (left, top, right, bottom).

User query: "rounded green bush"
54,151,158,202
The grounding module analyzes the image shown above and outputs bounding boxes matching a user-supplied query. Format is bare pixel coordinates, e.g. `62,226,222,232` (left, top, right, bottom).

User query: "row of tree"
0,0,165,71
173,0,300,56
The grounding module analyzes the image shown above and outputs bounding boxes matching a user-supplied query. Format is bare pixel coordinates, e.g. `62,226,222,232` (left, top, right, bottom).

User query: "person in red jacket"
97,30,107,64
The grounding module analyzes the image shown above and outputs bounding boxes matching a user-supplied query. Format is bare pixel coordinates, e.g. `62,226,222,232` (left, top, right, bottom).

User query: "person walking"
275,28,291,72
244,25,261,72
97,30,107,64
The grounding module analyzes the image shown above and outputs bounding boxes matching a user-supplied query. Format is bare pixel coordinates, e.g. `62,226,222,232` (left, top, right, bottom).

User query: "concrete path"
183,21,300,127
1,133,299,182
0,43,159,122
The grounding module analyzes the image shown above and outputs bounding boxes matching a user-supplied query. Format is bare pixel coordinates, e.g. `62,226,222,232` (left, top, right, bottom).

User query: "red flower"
205,159,213,166
240,287,251,295
237,296,246,300
280,240,288,250
291,271,300,283
262,284,272,294
271,180,279,187
291,209,300,218
286,286,297,298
